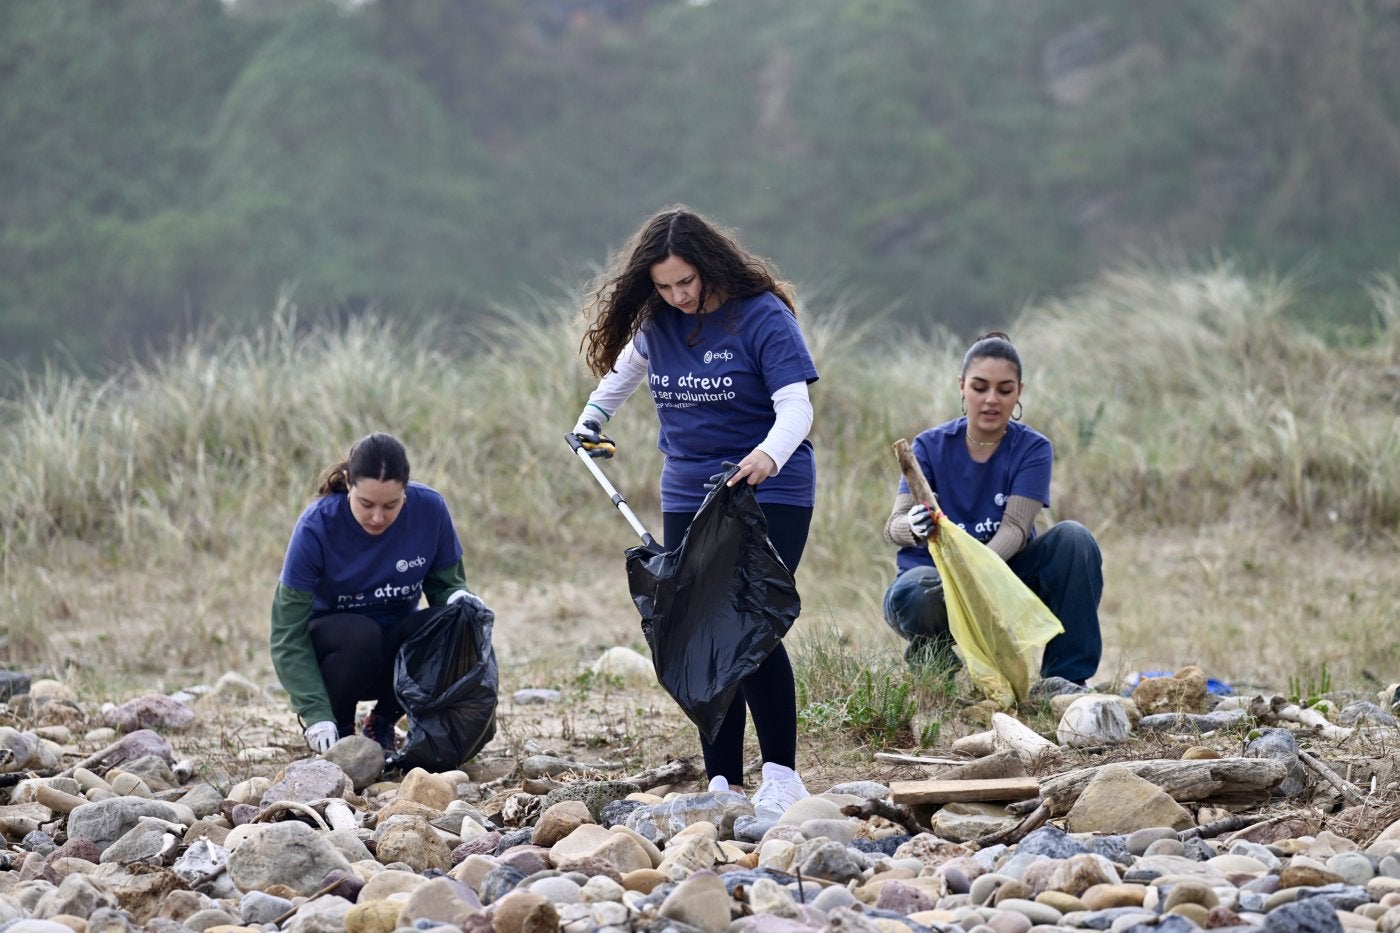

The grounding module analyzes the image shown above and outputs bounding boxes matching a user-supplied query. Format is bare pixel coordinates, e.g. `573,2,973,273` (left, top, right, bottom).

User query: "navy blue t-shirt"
894,419,1053,575
634,292,819,512
279,481,464,625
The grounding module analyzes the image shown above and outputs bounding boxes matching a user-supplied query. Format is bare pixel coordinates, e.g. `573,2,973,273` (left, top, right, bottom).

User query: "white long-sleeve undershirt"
575,342,813,472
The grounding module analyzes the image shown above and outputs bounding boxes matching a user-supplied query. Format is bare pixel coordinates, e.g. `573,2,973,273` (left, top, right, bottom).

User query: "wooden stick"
254,800,330,831
0,771,43,789
971,800,1050,849
621,757,701,788
1178,812,1261,841
893,439,939,508
1222,813,1300,847
57,737,128,779
1298,750,1368,806
840,797,928,837
272,877,345,926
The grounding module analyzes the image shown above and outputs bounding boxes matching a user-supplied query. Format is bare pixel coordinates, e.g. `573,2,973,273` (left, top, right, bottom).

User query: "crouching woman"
270,432,491,754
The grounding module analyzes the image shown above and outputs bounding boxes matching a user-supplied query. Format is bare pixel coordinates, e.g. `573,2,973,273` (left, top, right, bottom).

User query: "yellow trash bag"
894,440,1063,708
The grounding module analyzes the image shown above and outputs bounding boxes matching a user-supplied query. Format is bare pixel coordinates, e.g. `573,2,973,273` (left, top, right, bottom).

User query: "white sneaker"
707,775,731,793
752,762,808,818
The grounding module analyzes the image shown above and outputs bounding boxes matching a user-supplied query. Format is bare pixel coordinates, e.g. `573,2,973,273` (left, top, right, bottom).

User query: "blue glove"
704,461,739,492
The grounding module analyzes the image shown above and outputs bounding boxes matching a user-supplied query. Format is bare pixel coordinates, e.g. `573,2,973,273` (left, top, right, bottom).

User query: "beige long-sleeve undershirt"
883,491,1043,562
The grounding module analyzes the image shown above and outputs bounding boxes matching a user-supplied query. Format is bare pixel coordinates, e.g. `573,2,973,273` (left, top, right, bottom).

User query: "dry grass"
1,265,1398,759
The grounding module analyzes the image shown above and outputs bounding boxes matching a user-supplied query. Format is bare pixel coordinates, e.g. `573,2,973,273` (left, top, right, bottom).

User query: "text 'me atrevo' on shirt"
279,480,463,625
635,291,819,512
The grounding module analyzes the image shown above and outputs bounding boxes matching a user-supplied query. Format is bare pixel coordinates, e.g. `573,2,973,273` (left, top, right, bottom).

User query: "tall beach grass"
1,265,1397,699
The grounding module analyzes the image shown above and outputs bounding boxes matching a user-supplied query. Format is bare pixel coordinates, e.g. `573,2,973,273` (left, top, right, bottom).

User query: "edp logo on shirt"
703,350,734,364
395,555,427,573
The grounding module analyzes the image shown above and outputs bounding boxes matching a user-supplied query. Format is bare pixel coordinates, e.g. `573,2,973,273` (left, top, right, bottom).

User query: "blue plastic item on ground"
1122,670,1233,696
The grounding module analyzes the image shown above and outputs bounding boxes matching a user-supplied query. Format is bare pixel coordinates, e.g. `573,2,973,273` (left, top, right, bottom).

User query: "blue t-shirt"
635,292,819,512
279,481,464,625
893,418,1053,575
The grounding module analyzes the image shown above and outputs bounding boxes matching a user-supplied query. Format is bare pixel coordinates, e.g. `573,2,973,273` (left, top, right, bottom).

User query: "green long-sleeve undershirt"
269,559,471,725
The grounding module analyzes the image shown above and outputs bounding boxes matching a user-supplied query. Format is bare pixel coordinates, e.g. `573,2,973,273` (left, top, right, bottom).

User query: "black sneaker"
362,714,398,752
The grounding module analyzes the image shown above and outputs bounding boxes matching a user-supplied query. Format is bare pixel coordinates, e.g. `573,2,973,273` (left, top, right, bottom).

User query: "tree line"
2,0,1397,370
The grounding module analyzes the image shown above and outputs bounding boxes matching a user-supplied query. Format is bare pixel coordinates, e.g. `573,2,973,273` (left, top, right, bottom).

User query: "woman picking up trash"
570,205,819,817
882,332,1103,687
270,432,493,755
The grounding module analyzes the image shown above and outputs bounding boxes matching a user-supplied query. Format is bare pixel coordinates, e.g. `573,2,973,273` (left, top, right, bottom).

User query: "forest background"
4,0,1400,370
1,0,1398,715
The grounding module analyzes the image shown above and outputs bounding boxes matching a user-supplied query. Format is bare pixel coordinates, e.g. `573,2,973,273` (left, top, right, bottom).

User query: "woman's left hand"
729,449,777,486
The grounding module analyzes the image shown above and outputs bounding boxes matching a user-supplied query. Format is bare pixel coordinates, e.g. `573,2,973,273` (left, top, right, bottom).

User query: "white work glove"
304,720,338,754
449,589,496,625
907,503,936,540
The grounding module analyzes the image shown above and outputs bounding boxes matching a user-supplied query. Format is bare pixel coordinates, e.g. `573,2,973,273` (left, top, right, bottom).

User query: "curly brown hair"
579,206,796,377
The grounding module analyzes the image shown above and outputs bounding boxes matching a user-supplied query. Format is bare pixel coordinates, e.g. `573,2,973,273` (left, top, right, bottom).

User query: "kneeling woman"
881,332,1102,685
270,432,491,754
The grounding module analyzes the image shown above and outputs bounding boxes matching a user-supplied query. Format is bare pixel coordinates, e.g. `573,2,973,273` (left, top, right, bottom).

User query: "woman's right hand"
571,417,616,459
305,720,338,754
907,503,937,541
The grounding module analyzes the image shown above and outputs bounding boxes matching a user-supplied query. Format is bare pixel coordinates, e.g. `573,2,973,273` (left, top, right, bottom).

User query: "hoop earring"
1013,401,1023,421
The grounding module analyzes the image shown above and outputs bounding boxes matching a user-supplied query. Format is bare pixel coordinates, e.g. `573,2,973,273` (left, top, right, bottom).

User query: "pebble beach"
4,664,1400,933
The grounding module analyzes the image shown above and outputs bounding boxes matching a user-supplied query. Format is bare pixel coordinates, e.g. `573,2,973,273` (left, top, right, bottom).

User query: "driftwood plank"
874,753,969,766
890,777,1041,804
1038,758,1287,815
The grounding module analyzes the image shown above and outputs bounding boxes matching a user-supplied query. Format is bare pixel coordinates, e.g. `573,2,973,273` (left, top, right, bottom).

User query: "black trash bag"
386,599,498,773
625,472,801,744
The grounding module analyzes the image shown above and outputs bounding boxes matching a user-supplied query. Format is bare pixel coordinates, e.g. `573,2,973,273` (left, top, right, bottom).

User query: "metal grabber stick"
565,433,659,551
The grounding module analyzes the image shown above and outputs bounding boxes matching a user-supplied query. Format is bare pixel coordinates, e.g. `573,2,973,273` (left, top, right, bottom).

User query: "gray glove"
449,589,496,625
907,503,936,540
305,720,338,754
704,461,739,493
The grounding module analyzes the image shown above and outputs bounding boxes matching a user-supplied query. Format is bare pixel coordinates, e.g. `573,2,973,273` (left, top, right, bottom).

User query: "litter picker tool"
565,432,799,742
565,431,658,551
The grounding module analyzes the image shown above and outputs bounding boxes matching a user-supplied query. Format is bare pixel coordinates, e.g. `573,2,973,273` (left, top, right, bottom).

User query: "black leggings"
307,606,444,735
663,502,812,786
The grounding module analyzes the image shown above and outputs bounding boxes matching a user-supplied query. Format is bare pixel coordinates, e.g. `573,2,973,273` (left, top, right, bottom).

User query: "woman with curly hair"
570,206,818,817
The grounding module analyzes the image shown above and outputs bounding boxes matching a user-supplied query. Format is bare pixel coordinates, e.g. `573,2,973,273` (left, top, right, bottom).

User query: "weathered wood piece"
1179,812,1267,841
972,800,1051,849
992,712,1062,764
890,777,1042,804
874,753,969,767
1038,757,1287,815
1297,750,1368,806
622,757,701,788
1248,694,1355,742
840,797,929,836
893,438,938,507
